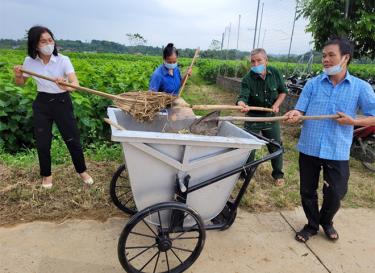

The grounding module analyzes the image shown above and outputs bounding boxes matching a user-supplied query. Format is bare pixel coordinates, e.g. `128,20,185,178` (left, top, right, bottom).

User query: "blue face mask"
164,62,178,70
251,64,265,74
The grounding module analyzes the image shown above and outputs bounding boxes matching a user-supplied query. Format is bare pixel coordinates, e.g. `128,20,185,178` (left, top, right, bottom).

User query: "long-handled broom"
20,68,176,121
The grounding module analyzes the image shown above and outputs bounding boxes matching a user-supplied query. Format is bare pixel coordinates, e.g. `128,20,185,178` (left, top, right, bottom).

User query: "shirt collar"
321,70,352,84
161,64,169,75
344,70,352,83
36,54,58,64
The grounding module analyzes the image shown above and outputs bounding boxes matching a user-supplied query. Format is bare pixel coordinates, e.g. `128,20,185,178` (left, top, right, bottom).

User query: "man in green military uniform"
237,48,287,186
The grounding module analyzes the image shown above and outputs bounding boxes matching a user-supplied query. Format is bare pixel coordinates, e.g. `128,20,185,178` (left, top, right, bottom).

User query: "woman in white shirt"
13,26,93,189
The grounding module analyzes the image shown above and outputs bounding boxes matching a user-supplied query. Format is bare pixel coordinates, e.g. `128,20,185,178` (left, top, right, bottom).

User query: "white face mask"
323,57,346,76
39,44,55,56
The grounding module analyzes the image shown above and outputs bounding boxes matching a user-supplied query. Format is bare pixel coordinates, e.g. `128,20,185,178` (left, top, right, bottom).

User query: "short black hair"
27,26,58,59
323,37,354,64
163,43,178,60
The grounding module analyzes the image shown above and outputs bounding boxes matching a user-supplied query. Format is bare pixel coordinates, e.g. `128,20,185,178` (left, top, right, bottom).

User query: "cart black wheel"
362,136,375,172
118,202,205,273
211,201,237,231
110,164,137,215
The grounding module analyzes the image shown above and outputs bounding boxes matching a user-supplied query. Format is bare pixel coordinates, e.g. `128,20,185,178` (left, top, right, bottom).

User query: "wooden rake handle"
177,47,200,97
191,105,273,112
20,68,123,101
215,114,341,122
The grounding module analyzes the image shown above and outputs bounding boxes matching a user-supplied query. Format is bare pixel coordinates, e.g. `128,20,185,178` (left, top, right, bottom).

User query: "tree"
298,0,375,59
209,39,221,50
126,33,147,46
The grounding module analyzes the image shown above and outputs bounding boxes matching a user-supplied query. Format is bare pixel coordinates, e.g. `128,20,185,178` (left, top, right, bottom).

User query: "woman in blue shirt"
149,43,192,96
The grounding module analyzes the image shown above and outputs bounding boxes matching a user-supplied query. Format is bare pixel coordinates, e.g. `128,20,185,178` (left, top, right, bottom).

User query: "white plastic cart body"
107,107,266,225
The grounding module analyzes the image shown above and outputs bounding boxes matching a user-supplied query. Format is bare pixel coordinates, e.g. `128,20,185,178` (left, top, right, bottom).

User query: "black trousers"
32,92,86,176
299,153,349,231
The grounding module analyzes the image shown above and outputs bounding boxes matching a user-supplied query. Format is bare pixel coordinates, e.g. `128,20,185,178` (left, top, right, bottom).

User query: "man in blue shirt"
284,37,375,243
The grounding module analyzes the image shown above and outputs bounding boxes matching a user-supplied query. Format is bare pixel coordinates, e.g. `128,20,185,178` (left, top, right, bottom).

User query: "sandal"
41,176,53,189
295,225,318,243
274,178,285,187
78,173,94,185
41,182,53,189
322,225,339,241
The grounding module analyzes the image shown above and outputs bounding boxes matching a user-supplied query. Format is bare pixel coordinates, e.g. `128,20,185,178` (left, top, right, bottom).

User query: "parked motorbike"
351,125,375,172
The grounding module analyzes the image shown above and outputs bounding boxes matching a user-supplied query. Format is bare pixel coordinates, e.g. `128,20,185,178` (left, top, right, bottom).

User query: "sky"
0,0,314,55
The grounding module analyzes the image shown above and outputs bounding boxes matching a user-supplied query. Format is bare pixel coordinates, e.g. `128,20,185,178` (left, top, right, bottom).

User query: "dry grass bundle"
114,91,177,121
